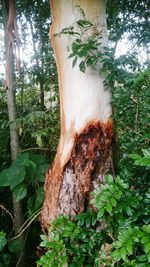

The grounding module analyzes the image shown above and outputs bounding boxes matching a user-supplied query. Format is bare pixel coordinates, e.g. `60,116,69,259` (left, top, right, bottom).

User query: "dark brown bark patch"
58,120,113,216
41,120,113,231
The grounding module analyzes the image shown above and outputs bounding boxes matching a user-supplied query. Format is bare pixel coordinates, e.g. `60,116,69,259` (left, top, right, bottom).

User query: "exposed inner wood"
41,120,113,231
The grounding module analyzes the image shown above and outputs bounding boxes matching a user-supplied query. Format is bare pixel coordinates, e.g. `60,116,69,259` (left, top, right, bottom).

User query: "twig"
18,208,41,233
0,204,14,230
131,96,139,131
9,209,41,242
22,147,49,152
108,232,115,241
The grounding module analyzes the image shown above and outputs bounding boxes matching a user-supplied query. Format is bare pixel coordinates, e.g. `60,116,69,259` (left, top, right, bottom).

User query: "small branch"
21,147,49,152
119,122,150,143
108,232,115,241
0,204,14,230
9,209,41,242
18,208,41,233
131,96,138,131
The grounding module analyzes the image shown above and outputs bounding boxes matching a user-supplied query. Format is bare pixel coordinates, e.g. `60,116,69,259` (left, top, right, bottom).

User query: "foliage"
17,109,59,152
38,212,102,267
107,0,150,66
0,1,149,266
0,152,48,215
56,8,108,74
0,231,22,267
112,67,150,173
0,231,7,252
0,86,10,171
130,149,150,168
38,151,150,266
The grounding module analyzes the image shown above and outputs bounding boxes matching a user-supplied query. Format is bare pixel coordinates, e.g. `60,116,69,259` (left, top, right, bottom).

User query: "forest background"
0,0,150,266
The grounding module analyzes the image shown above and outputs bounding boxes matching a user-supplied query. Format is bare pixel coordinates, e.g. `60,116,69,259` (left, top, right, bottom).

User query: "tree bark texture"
2,0,25,266
41,0,113,231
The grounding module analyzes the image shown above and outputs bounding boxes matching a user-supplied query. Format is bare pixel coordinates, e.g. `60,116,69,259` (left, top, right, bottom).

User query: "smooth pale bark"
41,0,113,230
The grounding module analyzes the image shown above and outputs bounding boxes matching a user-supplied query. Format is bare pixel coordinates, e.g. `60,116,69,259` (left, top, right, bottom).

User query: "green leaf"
0,231,7,252
148,253,150,262
79,61,85,73
126,242,133,255
85,216,91,227
144,242,150,254
25,160,37,180
13,183,27,201
72,56,78,68
97,208,104,219
0,165,26,190
29,153,47,165
15,153,29,166
120,247,127,261
129,150,150,168
9,165,26,190
106,202,112,214
105,175,113,183
35,186,44,210
0,169,10,187
110,197,117,207
111,249,121,261
8,240,21,253
36,164,49,182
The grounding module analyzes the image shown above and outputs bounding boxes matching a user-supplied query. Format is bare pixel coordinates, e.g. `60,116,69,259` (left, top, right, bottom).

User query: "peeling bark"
41,120,113,230
41,0,113,231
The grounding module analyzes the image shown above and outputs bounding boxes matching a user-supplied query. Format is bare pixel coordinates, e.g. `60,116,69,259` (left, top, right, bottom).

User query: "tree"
1,0,25,265
41,0,113,230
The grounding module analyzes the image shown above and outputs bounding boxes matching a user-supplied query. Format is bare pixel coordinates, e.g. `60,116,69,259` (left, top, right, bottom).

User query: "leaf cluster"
0,152,48,215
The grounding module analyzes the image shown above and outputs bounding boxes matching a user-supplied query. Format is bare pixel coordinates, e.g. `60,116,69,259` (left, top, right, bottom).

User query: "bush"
38,149,150,267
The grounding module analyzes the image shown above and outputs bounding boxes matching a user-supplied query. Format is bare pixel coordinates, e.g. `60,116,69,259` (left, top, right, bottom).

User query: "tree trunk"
6,37,26,267
41,0,113,231
2,0,25,266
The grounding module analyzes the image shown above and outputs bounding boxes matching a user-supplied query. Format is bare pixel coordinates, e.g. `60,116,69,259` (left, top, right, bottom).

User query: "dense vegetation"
0,0,149,266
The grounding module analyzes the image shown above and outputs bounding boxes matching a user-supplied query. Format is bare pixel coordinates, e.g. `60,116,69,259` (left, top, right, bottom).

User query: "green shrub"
38,149,150,266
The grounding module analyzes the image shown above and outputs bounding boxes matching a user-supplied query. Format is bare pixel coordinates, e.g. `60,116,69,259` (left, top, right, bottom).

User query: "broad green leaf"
36,164,49,182
9,165,26,190
13,183,27,201
0,169,10,187
8,240,21,252
29,153,47,165
25,160,37,180
0,165,26,190
34,186,44,210
15,153,29,166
